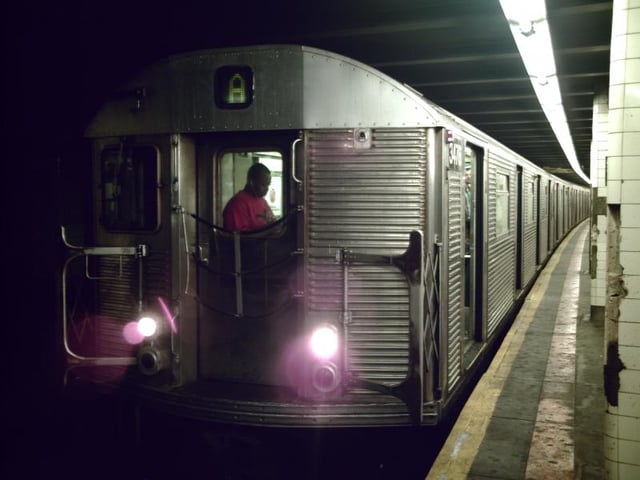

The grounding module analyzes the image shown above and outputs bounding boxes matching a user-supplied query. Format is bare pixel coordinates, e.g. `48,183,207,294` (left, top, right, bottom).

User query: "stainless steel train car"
60,44,590,427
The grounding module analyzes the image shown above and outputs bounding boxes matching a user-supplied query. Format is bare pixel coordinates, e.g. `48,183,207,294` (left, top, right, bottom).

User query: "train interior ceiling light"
499,0,591,185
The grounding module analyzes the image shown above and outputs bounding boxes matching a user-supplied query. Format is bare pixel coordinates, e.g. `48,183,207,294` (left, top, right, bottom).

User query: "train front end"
60,45,443,427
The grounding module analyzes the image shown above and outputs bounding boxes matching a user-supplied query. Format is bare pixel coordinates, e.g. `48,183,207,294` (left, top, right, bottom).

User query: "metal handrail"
60,225,147,366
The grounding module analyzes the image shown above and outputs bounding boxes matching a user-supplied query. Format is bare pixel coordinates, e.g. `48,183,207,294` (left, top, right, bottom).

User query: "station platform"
427,221,605,479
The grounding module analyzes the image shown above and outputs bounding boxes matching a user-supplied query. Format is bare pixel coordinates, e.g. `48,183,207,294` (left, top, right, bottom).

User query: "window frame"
495,171,511,238
99,143,161,233
215,148,286,227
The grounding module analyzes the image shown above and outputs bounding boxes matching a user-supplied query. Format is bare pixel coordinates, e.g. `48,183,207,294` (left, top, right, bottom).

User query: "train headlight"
137,316,158,337
309,325,338,359
123,313,161,345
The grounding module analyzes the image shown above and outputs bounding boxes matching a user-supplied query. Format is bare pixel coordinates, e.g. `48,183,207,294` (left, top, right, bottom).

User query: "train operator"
223,163,276,232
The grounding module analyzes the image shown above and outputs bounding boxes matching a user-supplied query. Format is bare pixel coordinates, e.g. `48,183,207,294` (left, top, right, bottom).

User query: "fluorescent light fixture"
499,0,590,184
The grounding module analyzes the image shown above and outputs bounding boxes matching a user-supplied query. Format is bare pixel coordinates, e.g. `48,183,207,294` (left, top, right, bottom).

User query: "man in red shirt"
223,163,276,232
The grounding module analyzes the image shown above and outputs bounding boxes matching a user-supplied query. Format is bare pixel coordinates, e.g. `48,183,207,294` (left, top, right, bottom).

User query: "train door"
536,175,542,265
551,183,555,245
463,143,484,364
516,166,523,290
194,132,303,387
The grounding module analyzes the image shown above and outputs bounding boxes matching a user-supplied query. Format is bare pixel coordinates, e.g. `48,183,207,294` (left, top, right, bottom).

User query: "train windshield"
100,145,160,232
219,150,284,222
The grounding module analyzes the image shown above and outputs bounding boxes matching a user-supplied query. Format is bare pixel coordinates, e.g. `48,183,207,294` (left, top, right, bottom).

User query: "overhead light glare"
499,0,590,184
500,1,545,32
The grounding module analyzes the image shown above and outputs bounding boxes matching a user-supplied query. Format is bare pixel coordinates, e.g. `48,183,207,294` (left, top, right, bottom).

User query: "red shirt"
223,190,275,232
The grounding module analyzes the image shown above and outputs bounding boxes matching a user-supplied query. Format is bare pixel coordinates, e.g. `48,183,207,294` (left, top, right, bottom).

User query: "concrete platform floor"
427,222,605,479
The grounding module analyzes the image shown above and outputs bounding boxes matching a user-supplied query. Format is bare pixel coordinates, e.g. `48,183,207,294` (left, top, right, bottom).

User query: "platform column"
604,1,640,478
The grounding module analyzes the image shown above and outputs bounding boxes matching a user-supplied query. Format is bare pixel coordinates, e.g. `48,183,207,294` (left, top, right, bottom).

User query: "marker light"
137,316,158,337
309,325,338,359
312,362,341,393
137,346,169,375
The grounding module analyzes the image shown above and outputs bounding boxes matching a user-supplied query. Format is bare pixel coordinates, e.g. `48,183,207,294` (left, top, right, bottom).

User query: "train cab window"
100,145,160,231
527,181,535,224
219,150,284,224
495,173,510,237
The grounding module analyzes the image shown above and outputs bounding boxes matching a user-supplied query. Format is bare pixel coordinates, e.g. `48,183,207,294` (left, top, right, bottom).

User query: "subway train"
60,44,590,427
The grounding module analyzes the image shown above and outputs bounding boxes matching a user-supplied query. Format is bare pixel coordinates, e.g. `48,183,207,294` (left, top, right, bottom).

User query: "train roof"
86,44,448,137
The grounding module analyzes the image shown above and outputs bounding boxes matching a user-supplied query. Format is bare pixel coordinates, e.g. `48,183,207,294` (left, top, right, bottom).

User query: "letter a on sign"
215,66,253,109
227,73,246,104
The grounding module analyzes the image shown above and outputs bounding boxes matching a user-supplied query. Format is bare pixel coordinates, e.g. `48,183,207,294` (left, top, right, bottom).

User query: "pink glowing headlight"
309,325,338,359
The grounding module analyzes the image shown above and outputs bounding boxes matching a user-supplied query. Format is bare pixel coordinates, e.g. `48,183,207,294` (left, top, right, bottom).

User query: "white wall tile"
609,133,623,157
621,274,640,299
598,169,607,184
626,59,640,81
625,83,640,107
622,132,640,155
629,7,640,34
610,155,623,179
611,33,628,62
621,180,640,203
593,290,604,304
611,84,625,107
618,392,640,416
619,463,640,479
618,415,640,441
606,410,619,435
628,34,640,58
613,3,628,37
620,345,640,370
609,180,622,203
620,299,640,322
623,157,640,179
592,285,602,299
611,109,626,133
620,369,640,393
620,225,640,246
618,318,640,344
621,204,640,227
618,439,640,465
620,252,640,273
620,317,640,343
623,107,640,131
610,58,628,88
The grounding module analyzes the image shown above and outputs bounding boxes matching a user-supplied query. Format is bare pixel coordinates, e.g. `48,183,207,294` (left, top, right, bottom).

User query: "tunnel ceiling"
11,1,611,187
204,0,612,185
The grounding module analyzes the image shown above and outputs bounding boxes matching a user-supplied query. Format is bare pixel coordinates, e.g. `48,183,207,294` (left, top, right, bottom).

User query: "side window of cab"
100,145,160,232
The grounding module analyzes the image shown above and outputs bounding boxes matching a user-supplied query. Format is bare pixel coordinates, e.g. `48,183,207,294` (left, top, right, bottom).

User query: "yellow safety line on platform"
426,222,587,480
